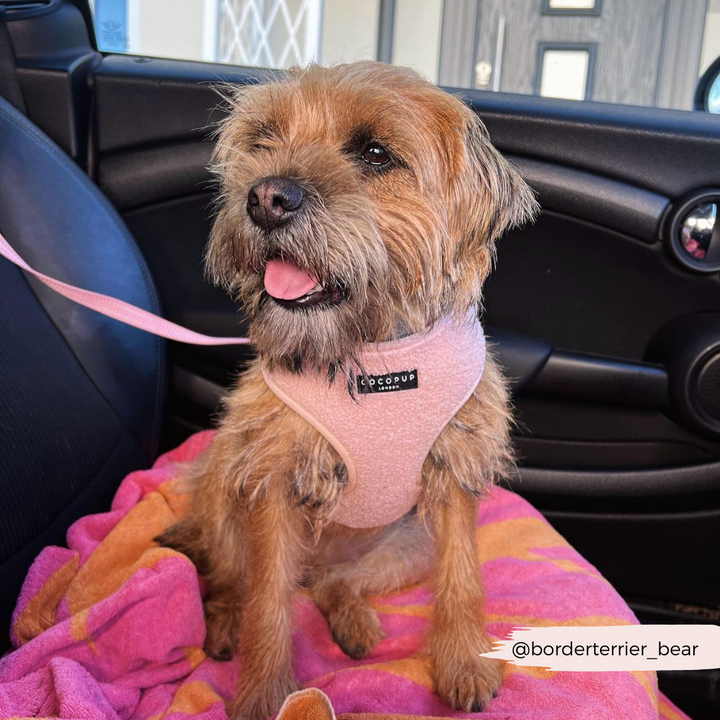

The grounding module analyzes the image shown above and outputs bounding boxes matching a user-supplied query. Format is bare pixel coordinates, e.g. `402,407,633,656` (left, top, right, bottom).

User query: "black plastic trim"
455,88,720,200
99,140,214,210
508,462,720,497
510,156,667,243
526,350,669,409
94,55,267,153
92,55,720,203
171,365,227,412
6,1,98,159
648,313,720,438
485,327,552,393
3,0,59,21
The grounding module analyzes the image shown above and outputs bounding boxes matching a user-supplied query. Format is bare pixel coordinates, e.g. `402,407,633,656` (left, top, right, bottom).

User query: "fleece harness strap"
263,310,486,528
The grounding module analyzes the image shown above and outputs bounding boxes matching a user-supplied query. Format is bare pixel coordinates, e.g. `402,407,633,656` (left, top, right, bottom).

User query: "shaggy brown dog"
158,61,537,720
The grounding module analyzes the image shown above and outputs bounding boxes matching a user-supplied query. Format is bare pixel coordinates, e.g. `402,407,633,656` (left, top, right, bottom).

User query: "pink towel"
0,432,692,720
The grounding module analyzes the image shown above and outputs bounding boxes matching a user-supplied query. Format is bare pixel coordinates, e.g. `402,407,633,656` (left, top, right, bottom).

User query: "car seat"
0,93,166,642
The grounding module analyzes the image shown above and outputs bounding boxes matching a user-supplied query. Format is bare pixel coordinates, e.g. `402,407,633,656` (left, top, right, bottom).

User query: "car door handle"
487,327,669,409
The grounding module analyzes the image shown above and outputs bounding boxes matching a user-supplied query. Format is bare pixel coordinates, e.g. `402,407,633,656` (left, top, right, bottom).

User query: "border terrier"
158,61,537,719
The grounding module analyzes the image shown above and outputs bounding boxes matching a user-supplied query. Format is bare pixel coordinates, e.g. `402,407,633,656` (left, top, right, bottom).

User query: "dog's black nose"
247,178,305,231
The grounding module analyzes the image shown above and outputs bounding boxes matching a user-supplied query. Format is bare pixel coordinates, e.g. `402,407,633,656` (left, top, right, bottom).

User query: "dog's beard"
249,287,390,376
208,192,397,374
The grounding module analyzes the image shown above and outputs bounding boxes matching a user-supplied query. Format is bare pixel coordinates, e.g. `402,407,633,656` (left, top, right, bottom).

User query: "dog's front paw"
435,654,503,713
204,599,240,661
329,600,384,660
228,676,298,720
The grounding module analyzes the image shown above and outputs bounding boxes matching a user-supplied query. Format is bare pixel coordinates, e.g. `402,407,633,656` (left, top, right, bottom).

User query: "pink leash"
0,230,250,346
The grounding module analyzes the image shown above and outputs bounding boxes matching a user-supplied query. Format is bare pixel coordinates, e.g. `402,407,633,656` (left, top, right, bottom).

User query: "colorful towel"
0,431,692,720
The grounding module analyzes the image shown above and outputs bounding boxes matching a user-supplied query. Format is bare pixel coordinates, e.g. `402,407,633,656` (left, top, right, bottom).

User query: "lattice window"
218,0,323,69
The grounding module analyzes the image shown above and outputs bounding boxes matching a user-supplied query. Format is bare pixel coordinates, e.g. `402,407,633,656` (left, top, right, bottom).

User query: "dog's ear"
456,106,539,259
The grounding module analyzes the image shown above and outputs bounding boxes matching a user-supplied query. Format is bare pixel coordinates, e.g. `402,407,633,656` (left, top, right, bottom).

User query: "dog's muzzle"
247,177,305,231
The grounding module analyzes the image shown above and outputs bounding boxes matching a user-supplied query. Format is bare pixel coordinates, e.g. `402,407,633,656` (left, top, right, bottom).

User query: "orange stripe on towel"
157,478,193,518
313,655,436,692
183,646,207,671
658,694,688,720
146,680,223,720
630,670,659,714
66,493,190,615
13,556,78,645
476,518,607,581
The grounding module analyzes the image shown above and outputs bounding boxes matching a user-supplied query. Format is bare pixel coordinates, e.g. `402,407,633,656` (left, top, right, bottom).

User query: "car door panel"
509,156,669,242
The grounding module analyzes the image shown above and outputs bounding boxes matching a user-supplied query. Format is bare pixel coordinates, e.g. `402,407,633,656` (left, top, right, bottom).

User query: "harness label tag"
357,369,418,394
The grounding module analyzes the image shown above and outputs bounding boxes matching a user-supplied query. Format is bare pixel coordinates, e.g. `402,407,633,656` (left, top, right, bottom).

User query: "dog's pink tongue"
264,259,318,300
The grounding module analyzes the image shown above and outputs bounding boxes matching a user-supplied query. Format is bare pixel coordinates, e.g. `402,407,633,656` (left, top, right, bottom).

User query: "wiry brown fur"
157,61,538,719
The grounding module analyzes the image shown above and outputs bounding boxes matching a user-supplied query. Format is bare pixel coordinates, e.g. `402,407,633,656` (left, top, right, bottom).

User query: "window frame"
541,0,603,17
535,42,597,101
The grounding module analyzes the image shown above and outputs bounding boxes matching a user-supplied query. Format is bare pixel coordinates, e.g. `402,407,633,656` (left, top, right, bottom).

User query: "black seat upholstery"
0,95,166,637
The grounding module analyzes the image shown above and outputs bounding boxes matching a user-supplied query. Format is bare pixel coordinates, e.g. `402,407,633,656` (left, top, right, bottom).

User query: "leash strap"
0,230,250,346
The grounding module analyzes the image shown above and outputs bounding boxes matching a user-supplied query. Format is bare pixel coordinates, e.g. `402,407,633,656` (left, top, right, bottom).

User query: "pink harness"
264,312,485,527
0,231,485,528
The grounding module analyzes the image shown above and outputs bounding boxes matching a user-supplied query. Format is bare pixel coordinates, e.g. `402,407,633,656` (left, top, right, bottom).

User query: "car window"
90,0,720,112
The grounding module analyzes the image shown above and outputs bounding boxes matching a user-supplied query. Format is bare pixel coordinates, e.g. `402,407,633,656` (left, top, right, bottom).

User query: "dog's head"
207,62,537,373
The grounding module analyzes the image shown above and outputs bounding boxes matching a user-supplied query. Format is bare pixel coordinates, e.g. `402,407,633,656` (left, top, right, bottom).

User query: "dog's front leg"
229,480,306,720
427,481,502,712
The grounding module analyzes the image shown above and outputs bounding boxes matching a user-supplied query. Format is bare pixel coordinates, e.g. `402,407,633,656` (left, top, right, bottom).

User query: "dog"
158,61,538,720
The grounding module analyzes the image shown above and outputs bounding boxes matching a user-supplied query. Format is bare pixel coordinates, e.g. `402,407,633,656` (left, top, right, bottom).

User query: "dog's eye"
361,143,390,166
248,122,277,151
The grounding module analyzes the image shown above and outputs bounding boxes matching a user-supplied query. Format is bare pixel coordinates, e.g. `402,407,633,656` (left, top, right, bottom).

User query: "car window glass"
90,0,720,112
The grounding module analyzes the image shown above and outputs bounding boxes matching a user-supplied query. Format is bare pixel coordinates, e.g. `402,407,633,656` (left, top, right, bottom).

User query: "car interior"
0,1,718,718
